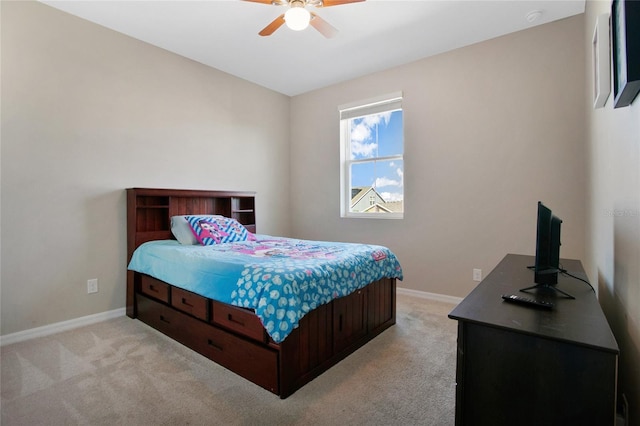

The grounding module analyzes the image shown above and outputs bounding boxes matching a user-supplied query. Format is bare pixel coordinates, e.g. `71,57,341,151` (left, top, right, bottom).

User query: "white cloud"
374,166,404,189
349,112,392,158
350,122,372,143
362,112,391,128
375,177,401,188
351,139,377,157
380,192,403,202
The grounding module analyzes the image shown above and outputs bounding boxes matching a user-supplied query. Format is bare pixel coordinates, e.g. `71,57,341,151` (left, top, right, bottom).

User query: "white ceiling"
40,0,585,96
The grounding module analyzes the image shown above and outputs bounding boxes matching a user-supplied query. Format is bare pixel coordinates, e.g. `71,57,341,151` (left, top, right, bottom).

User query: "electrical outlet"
87,278,98,294
473,268,482,282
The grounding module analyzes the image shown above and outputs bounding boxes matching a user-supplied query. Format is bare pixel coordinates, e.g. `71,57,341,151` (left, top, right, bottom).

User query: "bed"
126,188,402,398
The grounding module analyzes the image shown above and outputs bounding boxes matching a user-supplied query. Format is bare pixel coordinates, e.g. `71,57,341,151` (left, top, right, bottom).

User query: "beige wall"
585,0,640,421
290,15,586,298
1,1,291,335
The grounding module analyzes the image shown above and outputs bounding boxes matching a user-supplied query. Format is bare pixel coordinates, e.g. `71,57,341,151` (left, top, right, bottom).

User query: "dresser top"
449,254,618,353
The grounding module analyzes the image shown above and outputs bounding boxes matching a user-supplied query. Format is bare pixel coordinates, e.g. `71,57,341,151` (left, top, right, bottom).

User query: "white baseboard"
1,288,459,347
0,308,126,347
397,286,463,305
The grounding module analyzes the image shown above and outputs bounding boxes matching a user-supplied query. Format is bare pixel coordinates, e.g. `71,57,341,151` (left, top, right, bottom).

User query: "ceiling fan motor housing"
247,0,364,37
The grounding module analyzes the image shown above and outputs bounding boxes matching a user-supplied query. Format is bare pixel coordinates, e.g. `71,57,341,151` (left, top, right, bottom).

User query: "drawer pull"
160,315,171,324
207,339,223,351
181,297,193,308
149,284,158,293
228,314,245,326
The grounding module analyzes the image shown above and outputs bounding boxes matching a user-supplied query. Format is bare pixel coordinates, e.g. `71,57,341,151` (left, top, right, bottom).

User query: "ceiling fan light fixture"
284,5,311,31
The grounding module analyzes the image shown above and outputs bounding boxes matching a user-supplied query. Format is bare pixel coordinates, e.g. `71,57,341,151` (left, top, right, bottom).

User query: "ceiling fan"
243,0,365,38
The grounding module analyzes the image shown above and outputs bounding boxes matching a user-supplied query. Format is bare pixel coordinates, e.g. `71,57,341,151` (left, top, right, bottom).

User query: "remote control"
501,294,554,309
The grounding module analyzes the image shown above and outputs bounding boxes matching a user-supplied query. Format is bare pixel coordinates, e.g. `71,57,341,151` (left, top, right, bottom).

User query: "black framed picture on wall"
611,0,640,108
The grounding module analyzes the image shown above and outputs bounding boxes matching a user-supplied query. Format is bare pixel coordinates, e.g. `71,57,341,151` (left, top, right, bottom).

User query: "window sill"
341,212,403,220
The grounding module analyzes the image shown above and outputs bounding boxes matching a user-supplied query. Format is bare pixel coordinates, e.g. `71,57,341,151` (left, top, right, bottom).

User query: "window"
339,93,404,219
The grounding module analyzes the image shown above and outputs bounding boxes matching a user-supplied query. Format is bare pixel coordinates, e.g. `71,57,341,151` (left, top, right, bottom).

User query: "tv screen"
520,202,575,299
534,201,562,286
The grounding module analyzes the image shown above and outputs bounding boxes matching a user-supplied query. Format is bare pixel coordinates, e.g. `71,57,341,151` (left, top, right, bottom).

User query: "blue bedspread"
128,236,403,343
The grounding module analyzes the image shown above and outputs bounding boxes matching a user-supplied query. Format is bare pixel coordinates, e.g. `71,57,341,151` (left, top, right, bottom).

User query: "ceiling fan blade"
259,14,286,36
242,0,277,4
321,0,365,7
310,12,338,38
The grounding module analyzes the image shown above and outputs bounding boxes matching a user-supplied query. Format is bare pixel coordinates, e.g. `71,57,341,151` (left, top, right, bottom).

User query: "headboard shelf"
127,188,257,260
136,196,169,207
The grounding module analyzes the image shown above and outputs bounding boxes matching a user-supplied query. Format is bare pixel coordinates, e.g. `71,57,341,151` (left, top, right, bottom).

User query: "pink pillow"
185,215,256,245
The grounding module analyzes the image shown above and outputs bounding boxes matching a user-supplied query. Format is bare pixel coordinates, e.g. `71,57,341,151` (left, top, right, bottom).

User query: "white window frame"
339,92,404,219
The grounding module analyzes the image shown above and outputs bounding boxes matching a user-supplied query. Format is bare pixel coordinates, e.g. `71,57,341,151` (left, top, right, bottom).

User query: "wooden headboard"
126,188,256,317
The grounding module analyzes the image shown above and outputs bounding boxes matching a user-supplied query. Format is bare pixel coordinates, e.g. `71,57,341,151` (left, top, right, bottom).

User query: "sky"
349,110,404,203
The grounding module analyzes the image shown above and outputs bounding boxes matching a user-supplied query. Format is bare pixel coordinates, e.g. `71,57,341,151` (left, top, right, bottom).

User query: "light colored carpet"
1,294,457,425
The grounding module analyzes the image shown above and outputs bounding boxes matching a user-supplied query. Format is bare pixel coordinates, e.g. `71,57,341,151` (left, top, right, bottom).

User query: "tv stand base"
519,283,575,299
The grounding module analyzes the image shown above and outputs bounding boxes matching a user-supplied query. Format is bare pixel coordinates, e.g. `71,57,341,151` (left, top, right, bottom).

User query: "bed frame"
126,188,396,398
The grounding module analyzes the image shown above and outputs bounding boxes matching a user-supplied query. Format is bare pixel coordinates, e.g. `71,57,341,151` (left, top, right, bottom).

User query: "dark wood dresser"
448,254,619,426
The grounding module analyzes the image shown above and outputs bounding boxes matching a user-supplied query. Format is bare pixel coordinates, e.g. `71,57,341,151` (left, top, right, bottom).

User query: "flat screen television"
520,202,574,299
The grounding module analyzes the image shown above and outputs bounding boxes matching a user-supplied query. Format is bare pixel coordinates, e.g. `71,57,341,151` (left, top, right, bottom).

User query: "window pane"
340,94,403,218
350,159,404,213
349,110,403,160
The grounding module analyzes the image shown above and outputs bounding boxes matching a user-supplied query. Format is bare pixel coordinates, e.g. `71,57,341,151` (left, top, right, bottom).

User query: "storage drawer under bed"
140,274,170,303
171,286,209,321
212,301,267,343
137,294,279,393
